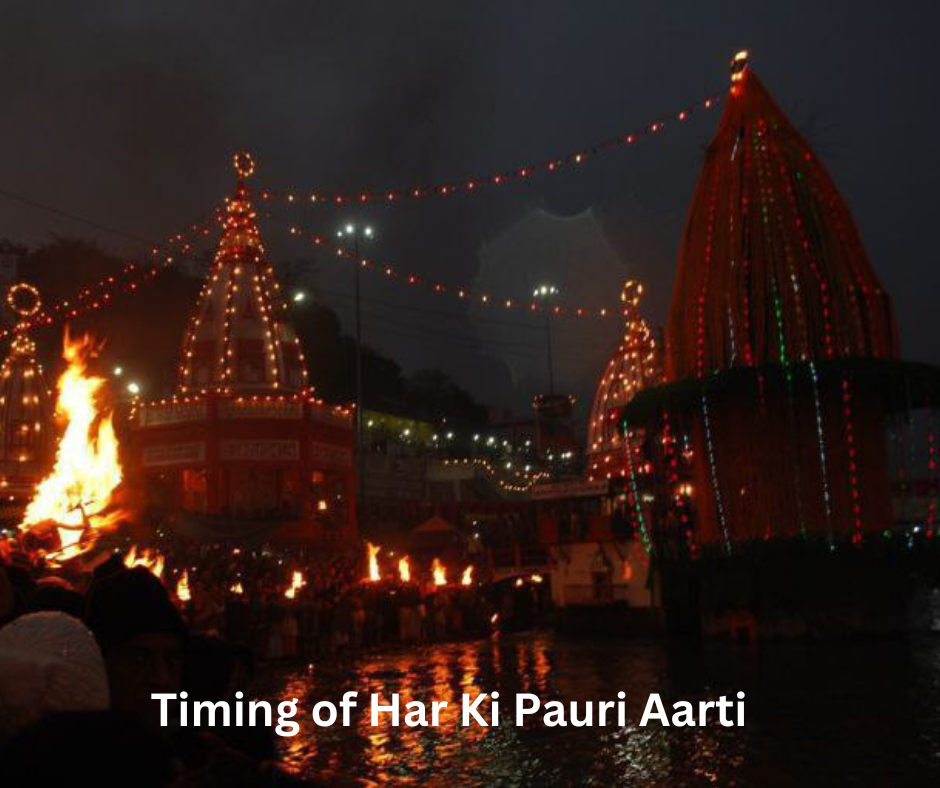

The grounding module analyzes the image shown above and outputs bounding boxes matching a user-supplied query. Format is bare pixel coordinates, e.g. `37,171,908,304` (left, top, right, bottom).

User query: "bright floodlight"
533,284,558,298
127,381,141,395
345,224,355,234
293,291,306,303
113,366,123,376
364,226,374,238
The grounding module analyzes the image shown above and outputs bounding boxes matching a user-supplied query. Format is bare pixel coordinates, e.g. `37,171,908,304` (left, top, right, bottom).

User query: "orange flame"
431,557,447,587
398,555,411,584
461,565,474,586
19,333,123,557
230,581,244,595
366,542,381,582
285,569,305,600
176,570,191,602
124,547,165,578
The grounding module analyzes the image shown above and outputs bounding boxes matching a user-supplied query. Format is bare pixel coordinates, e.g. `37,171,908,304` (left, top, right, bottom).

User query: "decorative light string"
620,415,651,555
694,176,719,378
808,361,833,544
5,90,722,333
700,387,730,553
841,373,863,545
260,93,722,207
661,408,694,549
926,410,937,529
129,391,352,422
1,215,217,340
782,362,807,539
440,457,551,493
284,226,620,320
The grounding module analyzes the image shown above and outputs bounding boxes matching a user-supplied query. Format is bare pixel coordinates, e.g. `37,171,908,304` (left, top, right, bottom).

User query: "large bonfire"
19,331,124,559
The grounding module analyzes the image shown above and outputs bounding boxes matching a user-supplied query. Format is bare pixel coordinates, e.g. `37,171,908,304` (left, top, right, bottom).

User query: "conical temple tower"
132,154,356,540
587,281,661,481
626,54,909,549
179,152,309,395
666,52,898,381
0,284,54,501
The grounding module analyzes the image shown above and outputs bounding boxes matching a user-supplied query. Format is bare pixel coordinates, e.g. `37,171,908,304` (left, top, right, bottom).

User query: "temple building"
0,284,54,508
624,52,930,550
130,154,356,541
586,280,661,482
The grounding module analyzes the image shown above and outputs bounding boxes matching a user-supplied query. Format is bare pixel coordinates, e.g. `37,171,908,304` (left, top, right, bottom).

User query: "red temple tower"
630,53,904,550
131,154,356,542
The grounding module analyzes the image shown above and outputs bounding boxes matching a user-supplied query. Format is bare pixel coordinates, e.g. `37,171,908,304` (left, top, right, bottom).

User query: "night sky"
1,1,938,415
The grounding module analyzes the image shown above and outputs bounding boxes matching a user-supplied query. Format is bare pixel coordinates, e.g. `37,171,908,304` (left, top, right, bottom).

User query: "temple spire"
0,284,54,496
178,153,310,395
587,281,661,467
665,57,898,381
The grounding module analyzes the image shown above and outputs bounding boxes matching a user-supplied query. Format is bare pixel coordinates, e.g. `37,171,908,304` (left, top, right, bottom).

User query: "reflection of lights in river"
266,633,755,785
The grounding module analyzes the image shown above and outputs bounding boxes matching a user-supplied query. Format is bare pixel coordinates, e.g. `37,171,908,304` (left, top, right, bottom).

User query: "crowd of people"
0,538,548,786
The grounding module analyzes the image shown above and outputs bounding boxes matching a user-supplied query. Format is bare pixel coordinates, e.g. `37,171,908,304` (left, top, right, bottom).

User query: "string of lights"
2,215,217,340
440,457,551,494
808,361,834,544
283,225,620,319
700,387,730,553
3,90,721,337
620,415,651,555
928,413,938,528
841,373,864,545
258,92,722,207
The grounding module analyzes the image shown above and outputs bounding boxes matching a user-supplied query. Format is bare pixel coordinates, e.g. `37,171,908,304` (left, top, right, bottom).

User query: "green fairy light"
621,415,652,555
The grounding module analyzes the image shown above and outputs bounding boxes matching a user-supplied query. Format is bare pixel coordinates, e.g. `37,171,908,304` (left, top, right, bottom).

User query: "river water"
263,632,940,786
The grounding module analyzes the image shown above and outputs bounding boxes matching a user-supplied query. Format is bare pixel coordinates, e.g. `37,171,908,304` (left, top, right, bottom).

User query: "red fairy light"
262,90,720,207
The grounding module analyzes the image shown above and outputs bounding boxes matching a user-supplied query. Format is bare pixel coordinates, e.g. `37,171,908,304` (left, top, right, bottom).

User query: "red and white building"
130,154,356,542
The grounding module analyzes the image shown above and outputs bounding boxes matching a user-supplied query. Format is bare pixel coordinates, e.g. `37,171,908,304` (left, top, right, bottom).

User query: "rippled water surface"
262,633,940,786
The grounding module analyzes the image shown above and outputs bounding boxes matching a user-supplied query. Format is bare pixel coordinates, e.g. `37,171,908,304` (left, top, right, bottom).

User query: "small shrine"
585,280,661,482
130,154,356,541
0,284,54,507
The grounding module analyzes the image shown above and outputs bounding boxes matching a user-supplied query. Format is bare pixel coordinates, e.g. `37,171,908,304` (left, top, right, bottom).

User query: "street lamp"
532,284,559,395
337,223,375,527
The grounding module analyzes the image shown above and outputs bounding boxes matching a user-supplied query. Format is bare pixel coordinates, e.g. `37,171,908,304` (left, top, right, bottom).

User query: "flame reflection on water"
265,632,940,786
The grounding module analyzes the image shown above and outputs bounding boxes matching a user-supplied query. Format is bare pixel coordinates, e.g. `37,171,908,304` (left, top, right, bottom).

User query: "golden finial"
233,151,255,181
730,50,749,83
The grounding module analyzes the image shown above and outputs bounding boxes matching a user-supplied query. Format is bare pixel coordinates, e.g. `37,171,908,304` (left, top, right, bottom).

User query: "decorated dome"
587,281,660,478
178,153,310,395
665,52,898,382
